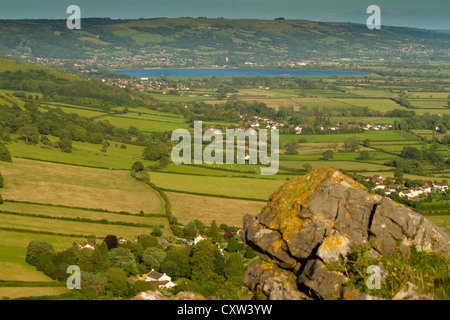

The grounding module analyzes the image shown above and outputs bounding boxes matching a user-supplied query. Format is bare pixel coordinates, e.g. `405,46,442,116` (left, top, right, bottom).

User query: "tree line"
25,225,256,299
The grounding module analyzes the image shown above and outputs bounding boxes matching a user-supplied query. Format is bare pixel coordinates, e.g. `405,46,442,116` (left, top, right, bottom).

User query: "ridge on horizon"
0,16,442,31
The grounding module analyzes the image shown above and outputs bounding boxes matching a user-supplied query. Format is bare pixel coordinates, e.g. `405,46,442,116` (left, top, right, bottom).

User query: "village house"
421,184,432,194
384,185,398,196
193,234,207,245
399,189,415,200
78,241,95,250
369,175,384,189
145,270,176,289
433,182,448,192
118,236,127,244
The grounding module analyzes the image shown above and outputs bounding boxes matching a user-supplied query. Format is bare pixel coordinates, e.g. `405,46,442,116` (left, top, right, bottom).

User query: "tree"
285,140,298,155
151,226,162,237
0,172,4,188
375,188,386,197
101,140,110,153
225,252,245,279
359,150,375,160
104,267,129,297
394,169,404,183
344,136,359,152
194,219,206,235
76,247,95,272
226,237,238,253
127,125,139,137
131,161,144,172
244,245,256,259
213,247,226,277
401,146,421,160
81,272,107,297
142,140,169,161
207,220,220,241
160,246,192,279
322,150,334,160
184,221,199,239
136,235,160,250
0,143,11,162
303,163,312,173
141,247,166,271
103,235,118,251
57,137,72,153
92,244,108,274
191,240,215,280
25,240,55,267
18,124,39,144
107,247,138,275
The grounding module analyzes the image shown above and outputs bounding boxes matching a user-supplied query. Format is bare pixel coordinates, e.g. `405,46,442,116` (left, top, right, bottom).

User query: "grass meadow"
98,115,189,133
7,137,153,169
166,191,265,227
149,171,285,201
0,158,164,214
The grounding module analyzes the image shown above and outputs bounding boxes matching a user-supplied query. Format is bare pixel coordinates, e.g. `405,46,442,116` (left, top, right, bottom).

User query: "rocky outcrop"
242,167,450,300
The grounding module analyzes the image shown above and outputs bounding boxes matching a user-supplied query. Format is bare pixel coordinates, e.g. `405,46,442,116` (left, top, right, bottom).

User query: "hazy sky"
1,0,449,30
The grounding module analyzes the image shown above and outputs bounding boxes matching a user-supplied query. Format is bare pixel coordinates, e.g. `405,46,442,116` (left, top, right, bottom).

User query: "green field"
0,229,84,283
0,213,157,241
333,98,402,112
280,160,392,172
149,171,284,201
280,150,394,162
7,137,154,170
280,130,419,143
0,201,168,227
98,115,189,133
0,157,170,296
167,191,265,227
0,158,164,214
40,102,108,118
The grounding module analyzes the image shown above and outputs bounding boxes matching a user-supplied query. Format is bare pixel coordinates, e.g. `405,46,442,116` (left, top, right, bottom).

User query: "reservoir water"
111,68,369,78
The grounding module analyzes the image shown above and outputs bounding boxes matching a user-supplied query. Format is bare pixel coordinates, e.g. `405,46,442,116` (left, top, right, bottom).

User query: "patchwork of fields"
0,84,449,299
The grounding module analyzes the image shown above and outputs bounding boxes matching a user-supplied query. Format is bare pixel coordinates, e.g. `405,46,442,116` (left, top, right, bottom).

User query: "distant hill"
0,56,152,107
0,56,77,79
0,18,449,64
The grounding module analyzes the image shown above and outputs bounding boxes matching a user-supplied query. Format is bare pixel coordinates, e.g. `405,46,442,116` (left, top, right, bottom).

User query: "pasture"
280,130,419,143
7,137,153,169
166,192,265,226
148,171,285,201
0,158,164,214
98,115,188,133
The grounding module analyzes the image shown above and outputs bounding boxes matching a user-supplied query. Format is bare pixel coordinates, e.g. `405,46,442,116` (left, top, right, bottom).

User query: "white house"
373,183,385,191
399,190,414,199
433,182,448,192
194,234,207,245
384,185,398,196
421,184,432,194
413,187,424,197
118,236,128,244
145,270,176,289
78,241,95,250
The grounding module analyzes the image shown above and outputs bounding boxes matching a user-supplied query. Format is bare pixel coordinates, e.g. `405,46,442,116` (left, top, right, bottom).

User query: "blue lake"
111,68,370,77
